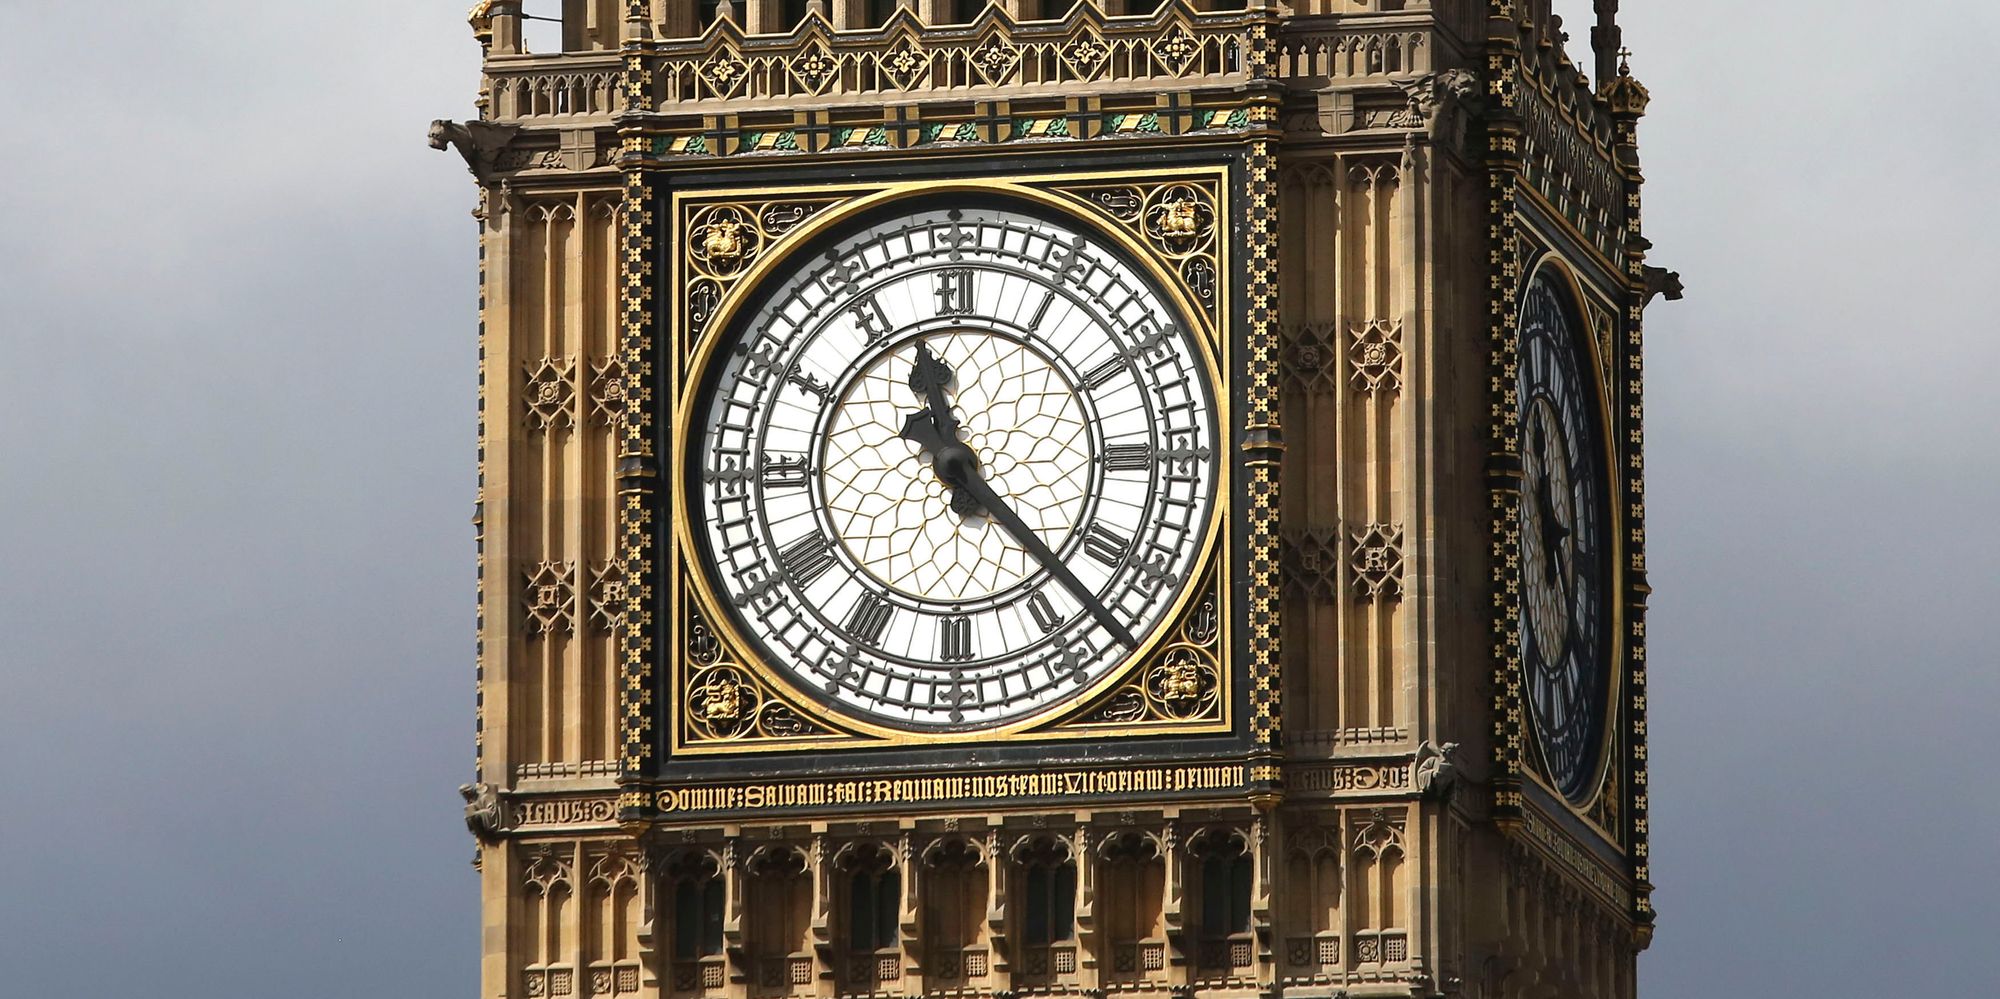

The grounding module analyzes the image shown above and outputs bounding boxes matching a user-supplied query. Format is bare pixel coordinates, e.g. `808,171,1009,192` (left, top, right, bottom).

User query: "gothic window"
667,852,725,960
1195,832,1253,937
1282,826,1342,972
781,0,809,28
1014,837,1076,946
744,845,812,993
922,838,987,981
1096,831,1165,981
838,844,901,954
1189,828,1254,973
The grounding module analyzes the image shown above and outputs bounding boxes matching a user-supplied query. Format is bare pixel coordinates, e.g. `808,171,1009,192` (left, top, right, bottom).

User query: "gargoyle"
1643,265,1684,305
460,781,506,842
1415,741,1461,801
429,119,522,181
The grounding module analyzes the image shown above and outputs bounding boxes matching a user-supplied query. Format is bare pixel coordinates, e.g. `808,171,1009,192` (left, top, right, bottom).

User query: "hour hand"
906,341,961,439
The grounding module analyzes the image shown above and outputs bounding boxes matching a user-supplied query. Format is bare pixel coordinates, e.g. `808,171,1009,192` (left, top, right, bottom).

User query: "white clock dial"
689,201,1220,730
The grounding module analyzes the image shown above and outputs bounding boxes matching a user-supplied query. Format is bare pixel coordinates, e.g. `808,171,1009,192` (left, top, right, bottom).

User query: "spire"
1591,0,1623,89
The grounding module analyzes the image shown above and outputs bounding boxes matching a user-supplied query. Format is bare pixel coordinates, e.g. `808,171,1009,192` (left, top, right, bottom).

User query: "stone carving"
523,560,578,636
428,118,522,180
587,561,625,634
1643,265,1684,305
1414,741,1460,801
1281,528,1343,602
460,781,505,842
523,355,577,433
1352,809,1404,859
1280,322,1341,395
588,357,626,428
524,845,573,894
1348,319,1404,393
969,35,1021,86
1350,524,1405,601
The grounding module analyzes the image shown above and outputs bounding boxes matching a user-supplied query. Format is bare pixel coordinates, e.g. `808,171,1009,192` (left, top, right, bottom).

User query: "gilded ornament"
699,50,750,99
1141,184,1216,257
1060,31,1110,78
790,44,837,96
969,36,1020,85
881,39,927,90
1152,24,1201,75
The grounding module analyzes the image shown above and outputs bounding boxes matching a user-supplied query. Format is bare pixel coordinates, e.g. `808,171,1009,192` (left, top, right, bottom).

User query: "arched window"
667,852,725,960
837,843,901,962
1096,831,1165,982
743,845,813,993
921,838,988,982
1189,828,1253,973
1014,837,1076,946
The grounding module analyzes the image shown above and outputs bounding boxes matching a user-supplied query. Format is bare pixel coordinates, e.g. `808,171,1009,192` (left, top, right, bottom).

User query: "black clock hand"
948,463,1139,650
898,357,1138,649
907,340,962,444
1530,421,1572,600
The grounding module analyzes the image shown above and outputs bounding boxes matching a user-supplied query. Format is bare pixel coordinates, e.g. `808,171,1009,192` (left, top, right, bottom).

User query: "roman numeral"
1082,356,1124,391
779,533,836,588
1083,524,1130,568
1027,592,1060,634
786,369,829,400
1024,290,1055,331
939,615,975,663
759,454,811,490
1102,443,1151,472
850,294,893,344
934,268,975,316
843,592,895,646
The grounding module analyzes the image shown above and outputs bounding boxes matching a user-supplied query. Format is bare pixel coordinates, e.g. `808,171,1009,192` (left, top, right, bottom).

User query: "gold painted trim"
665,168,1236,753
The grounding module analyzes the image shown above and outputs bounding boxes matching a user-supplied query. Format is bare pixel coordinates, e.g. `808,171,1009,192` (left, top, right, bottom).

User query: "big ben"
434,1,1668,997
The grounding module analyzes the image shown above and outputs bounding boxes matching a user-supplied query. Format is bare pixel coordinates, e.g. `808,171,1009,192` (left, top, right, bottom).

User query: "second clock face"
689,200,1220,731
1516,270,1613,802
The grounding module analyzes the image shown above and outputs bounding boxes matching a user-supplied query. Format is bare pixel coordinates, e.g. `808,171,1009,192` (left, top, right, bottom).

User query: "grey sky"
0,2,1993,996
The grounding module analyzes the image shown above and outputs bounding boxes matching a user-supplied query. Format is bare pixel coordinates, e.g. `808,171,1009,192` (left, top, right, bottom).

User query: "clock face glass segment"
689,201,1220,732
1516,271,1612,803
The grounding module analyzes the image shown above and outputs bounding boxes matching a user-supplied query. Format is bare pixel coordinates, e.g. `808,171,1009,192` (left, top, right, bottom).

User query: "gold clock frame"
663,167,1238,756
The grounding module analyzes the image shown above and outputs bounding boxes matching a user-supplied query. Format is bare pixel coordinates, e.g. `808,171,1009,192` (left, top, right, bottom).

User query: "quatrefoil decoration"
969,35,1020,85
880,38,928,90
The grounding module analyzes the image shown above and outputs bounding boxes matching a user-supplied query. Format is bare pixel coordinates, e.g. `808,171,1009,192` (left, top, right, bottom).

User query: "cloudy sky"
1,2,1993,996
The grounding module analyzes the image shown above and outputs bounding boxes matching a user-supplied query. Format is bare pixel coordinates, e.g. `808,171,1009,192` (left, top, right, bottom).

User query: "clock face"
688,200,1220,732
1516,271,1613,802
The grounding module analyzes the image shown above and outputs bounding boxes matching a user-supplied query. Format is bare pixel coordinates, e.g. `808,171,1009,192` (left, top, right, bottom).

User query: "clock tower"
435,2,1669,998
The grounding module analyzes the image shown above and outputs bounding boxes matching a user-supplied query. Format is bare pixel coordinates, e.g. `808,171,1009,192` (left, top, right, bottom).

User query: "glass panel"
1229,856,1253,932
675,881,701,960
702,879,726,956
850,872,877,951
1052,864,1077,943
1025,868,1050,945
875,871,901,951
1199,858,1228,938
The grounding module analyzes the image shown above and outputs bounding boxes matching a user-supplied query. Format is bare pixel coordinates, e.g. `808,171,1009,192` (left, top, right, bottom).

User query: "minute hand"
952,473,1138,649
